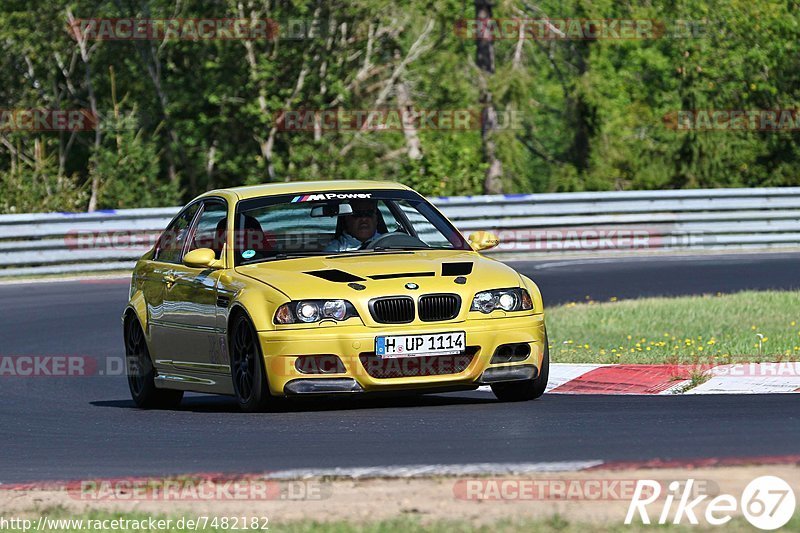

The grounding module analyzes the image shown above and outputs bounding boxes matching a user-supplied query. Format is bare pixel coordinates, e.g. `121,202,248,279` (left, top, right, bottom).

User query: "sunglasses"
351,209,377,218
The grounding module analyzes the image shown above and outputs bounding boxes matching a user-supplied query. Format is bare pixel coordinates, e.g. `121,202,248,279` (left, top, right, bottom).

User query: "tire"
124,315,183,409
229,313,274,412
491,331,550,402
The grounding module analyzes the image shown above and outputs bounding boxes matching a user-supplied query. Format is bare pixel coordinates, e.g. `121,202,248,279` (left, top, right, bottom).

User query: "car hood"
234,250,523,301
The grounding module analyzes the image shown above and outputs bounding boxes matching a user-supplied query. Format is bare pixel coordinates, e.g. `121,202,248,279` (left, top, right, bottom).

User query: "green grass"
546,290,800,364
8,510,800,533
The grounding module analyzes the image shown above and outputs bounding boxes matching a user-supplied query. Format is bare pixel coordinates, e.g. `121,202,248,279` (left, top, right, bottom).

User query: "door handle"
164,274,177,289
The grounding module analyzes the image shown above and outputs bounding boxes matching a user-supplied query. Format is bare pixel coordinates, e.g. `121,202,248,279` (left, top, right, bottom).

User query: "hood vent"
442,262,473,276
368,272,435,280
305,269,365,283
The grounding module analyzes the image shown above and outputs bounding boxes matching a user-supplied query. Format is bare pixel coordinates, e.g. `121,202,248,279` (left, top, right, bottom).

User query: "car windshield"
233,189,470,265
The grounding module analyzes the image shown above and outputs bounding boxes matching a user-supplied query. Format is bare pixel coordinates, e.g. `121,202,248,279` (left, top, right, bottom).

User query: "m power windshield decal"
291,192,373,202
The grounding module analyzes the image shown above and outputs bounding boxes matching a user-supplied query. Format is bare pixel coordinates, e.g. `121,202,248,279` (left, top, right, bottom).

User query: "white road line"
263,461,605,480
0,274,129,286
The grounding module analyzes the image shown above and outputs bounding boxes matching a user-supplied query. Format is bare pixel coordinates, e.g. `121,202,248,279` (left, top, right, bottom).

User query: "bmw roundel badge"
405,282,419,290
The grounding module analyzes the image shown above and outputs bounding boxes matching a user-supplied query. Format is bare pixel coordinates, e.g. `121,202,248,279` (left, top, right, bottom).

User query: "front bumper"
259,314,546,396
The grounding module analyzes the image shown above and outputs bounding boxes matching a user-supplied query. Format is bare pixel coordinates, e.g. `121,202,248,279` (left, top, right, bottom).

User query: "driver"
324,199,384,252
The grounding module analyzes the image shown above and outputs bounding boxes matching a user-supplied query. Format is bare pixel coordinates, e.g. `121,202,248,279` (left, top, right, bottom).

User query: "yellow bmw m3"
123,181,548,411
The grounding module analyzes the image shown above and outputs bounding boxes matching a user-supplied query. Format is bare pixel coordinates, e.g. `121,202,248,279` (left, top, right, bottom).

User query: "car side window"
378,202,401,233
396,200,453,247
154,203,200,264
186,200,228,259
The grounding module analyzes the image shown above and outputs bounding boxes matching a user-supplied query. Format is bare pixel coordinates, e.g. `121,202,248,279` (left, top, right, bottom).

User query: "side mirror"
183,248,222,269
311,203,353,217
468,231,500,252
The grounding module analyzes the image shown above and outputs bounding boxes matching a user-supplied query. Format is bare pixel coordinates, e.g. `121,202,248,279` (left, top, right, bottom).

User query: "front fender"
520,274,546,316
222,271,288,332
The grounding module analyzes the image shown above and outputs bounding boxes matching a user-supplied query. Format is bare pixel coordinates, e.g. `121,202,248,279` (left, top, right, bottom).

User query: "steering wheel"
364,231,428,250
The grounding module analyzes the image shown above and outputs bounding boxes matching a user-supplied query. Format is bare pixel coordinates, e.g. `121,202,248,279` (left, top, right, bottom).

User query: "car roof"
198,180,411,202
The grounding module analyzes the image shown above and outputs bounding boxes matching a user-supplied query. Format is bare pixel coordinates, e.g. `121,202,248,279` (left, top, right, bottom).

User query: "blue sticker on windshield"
242,250,256,259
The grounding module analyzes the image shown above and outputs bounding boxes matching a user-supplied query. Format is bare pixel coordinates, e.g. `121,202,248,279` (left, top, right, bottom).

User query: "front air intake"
359,347,480,378
490,343,532,364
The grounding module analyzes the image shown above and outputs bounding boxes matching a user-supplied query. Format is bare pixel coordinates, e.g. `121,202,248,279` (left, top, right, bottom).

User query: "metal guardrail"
1,186,800,277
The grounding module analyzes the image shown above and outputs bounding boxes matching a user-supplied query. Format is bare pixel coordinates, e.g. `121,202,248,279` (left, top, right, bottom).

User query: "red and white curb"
480,362,800,395
546,364,698,395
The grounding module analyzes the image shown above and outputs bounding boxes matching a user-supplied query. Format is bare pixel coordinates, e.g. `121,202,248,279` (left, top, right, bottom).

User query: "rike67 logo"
626,476,796,530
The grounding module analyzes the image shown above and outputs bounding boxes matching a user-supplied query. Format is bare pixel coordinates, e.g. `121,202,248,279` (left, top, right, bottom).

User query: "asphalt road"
1,252,799,483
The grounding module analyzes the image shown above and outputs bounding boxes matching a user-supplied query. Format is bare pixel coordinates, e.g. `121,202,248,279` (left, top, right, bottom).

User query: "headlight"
274,299,359,324
470,288,533,314
322,300,347,321
297,302,320,322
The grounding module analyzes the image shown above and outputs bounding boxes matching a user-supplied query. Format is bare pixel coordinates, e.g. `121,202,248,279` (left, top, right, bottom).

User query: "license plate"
375,331,466,358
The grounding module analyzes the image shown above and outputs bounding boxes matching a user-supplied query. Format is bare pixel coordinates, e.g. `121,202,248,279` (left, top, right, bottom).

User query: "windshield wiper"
372,246,430,251
240,251,330,265
325,249,416,258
